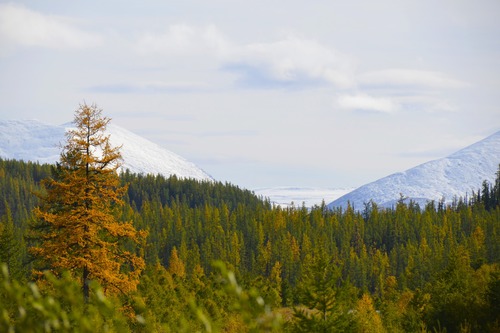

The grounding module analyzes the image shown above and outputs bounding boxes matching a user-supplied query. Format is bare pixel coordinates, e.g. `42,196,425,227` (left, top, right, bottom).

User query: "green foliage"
473,163,500,211
290,247,355,332
424,247,498,332
0,201,25,281
0,264,132,333
211,260,283,332
1,157,500,331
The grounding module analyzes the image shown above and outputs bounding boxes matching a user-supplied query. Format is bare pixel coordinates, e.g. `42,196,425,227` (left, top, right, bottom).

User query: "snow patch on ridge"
0,119,212,181
328,130,500,210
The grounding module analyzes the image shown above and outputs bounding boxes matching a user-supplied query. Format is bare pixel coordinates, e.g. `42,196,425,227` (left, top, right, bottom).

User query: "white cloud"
332,69,467,115
231,36,355,88
134,26,467,98
336,93,399,113
136,25,355,89
358,69,468,90
0,4,102,51
136,24,229,57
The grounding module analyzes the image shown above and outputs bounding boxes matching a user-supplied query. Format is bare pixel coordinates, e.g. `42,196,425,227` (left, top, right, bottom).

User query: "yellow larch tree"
30,103,146,300
353,293,385,333
168,246,186,279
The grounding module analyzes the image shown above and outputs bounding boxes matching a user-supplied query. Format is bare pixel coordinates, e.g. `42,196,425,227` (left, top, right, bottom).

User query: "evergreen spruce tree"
30,103,146,300
0,201,24,280
493,163,500,208
291,247,354,332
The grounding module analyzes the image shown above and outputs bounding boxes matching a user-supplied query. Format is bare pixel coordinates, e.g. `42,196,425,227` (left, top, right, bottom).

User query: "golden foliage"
30,103,146,297
168,246,186,279
354,293,385,333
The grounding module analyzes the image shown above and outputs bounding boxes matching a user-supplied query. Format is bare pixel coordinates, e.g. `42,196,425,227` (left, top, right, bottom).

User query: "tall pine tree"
30,103,146,299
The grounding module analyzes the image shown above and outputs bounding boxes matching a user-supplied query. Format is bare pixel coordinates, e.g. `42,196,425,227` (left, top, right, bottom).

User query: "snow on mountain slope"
254,187,354,208
0,119,213,181
0,120,66,164
328,130,500,210
106,124,212,180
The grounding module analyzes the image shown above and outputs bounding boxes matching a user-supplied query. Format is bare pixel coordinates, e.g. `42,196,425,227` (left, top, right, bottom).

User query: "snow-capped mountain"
328,130,500,210
254,187,354,208
0,119,213,181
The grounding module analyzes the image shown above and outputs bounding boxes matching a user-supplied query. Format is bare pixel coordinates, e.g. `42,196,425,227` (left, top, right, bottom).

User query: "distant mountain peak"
0,119,213,181
328,131,500,210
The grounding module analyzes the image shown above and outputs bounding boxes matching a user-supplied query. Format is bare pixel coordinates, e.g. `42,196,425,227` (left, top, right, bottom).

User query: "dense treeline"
1,157,500,332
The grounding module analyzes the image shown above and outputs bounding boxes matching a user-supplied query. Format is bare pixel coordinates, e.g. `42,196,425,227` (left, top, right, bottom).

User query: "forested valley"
1,157,500,332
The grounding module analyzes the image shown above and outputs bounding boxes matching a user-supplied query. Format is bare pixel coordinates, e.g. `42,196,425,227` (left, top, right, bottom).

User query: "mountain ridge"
0,119,213,182
328,130,500,209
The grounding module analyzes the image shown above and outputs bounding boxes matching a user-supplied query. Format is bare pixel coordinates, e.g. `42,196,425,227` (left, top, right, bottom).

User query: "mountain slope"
0,119,212,181
328,131,500,209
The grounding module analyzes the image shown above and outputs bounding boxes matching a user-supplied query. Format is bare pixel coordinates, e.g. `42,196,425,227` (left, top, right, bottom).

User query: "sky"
0,0,499,190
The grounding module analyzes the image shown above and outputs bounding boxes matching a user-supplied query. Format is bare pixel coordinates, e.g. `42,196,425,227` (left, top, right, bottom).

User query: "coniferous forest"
1,157,499,332
0,109,499,332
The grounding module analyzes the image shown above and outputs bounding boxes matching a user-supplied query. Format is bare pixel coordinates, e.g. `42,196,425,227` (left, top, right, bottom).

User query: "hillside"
0,119,212,181
328,130,500,209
